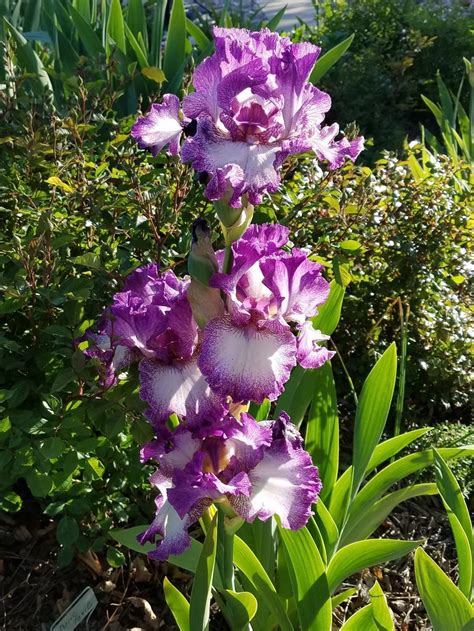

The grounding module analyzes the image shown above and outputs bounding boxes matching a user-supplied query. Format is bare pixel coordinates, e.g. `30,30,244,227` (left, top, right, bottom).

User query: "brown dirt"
0,497,457,630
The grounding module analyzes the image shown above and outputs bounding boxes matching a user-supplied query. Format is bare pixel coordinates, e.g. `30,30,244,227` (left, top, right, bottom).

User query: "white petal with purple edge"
131,94,183,156
199,316,296,403
231,440,321,530
140,495,193,561
139,356,225,425
296,321,335,369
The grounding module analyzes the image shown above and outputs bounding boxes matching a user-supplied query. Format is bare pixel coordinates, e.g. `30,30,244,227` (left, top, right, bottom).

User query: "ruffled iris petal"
140,357,226,426
261,248,330,324
131,94,184,156
296,321,335,369
230,415,322,529
199,316,296,403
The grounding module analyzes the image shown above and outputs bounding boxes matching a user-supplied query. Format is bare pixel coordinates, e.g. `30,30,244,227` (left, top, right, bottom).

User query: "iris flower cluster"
84,27,363,560
132,26,363,207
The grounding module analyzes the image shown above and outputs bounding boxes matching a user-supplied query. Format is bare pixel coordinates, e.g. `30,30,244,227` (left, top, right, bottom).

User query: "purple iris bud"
198,223,334,404
82,264,225,425
139,412,321,560
131,27,364,207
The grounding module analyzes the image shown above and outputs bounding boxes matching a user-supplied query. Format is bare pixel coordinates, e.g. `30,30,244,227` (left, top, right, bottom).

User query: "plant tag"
50,586,98,631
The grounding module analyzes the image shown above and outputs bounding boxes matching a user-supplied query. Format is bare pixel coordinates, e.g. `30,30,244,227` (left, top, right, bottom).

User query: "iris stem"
217,507,235,590
222,243,233,275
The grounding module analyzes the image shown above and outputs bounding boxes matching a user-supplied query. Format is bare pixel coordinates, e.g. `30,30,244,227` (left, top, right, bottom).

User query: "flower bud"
187,218,224,328
187,218,219,285
214,198,254,246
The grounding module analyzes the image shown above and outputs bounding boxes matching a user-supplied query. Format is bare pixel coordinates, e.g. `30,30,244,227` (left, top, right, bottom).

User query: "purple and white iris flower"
82,263,225,426
139,412,321,560
198,223,335,404
131,27,364,207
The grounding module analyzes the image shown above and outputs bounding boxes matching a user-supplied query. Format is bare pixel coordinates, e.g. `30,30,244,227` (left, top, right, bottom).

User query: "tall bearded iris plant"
82,26,380,629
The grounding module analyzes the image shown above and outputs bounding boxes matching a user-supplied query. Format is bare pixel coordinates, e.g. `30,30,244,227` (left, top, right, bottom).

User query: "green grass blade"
189,513,217,631
279,525,332,631
164,577,190,631
127,0,148,50
185,17,211,52
4,17,53,96
151,0,167,68
341,483,437,546
219,590,258,628
340,604,375,630
69,5,104,57
124,22,148,69
327,539,421,594
332,587,357,610
369,581,394,630
107,0,126,55
312,279,345,336
347,447,474,524
163,0,185,91
434,449,473,598
314,499,339,560
310,34,354,84
23,0,42,32
305,361,339,503
415,548,474,631
351,343,397,499
329,428,432,529
265,5,286,31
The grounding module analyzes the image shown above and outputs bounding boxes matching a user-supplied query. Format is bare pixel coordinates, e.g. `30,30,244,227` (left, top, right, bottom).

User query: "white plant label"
50,586,98,631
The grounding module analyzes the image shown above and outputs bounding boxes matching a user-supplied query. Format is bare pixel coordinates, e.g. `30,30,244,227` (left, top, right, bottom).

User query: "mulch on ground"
0,497,457,630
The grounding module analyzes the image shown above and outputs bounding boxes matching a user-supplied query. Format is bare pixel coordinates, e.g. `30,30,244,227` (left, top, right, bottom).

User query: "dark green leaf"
310,34,354,83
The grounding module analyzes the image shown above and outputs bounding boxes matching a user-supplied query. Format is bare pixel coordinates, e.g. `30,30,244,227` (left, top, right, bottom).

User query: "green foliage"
0,90,212,551
415,548,474,631
294,0,474,155
0,0,191,115
114,338,473,629
268,145,471,426
422,60,474,171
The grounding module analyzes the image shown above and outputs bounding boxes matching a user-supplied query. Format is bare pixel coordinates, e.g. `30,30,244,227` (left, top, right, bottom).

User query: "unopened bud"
187,279,224,328
187,219,224,327
214,198,254,245
188,218,219,285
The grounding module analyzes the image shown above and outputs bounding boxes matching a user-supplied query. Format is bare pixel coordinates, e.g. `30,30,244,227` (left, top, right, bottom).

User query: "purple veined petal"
131,94,184,157
138,494,193,561
311,123,365,169
123,263,160,293
230,416,322,530
183,55,222,120
181,118,281,207
141,428,201,477
211,223,290,295
222,412,272,472
260,248,330,324
296,321,335,369
139,356,227,426
199,316,297,403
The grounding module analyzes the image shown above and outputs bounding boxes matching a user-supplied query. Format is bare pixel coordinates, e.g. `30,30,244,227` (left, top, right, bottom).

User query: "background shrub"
294,0,474,156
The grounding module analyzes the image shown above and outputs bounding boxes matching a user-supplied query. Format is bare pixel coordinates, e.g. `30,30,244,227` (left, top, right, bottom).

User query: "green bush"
253,144,472,426
0,93,210,560
293,0,474,156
